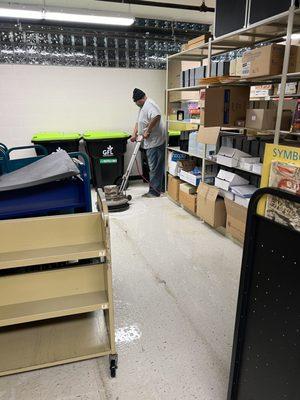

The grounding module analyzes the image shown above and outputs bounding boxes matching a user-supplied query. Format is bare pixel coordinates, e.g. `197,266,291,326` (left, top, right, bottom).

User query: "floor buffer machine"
104,135,143,212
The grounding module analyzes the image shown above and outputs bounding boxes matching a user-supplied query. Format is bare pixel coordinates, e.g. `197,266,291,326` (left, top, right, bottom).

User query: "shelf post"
165,56,170,191
207,38,212,78
274,4,295,144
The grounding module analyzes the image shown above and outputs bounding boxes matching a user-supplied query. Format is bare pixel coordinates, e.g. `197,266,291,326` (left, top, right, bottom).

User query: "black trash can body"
83,132,130,188
32,133,81,155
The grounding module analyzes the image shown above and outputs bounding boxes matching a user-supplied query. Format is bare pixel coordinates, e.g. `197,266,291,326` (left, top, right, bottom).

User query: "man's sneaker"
142,192,160,198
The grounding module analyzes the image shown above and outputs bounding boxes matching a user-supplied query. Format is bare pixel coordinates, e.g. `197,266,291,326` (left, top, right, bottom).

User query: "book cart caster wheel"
109,355,118,378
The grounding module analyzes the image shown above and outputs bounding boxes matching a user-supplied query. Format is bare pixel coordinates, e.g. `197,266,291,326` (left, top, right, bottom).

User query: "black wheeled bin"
83,131,130,188
32,133,82,155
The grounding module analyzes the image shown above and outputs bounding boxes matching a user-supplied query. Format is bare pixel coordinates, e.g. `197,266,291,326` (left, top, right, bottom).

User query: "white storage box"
179,170,201,186
218,188,235,201
215,170,249,191
216,146,251,167
169,160,179,176
234,196,250,207
231,185,257,198
252,163,263,175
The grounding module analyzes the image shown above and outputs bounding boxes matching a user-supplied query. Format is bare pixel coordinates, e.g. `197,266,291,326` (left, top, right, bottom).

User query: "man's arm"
144,115,161,138
130,122,139,142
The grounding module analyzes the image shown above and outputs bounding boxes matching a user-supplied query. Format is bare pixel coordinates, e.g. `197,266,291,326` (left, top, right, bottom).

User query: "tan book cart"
0,189,118,377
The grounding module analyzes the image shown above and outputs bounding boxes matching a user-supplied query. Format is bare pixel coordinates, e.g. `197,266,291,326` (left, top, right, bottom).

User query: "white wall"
0,64,166,150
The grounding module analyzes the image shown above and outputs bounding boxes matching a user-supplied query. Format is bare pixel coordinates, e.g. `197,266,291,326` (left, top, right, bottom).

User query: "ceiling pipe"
95,0,215,13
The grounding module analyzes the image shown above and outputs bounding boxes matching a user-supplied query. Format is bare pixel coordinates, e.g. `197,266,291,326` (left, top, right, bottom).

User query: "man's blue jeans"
146,143,165,196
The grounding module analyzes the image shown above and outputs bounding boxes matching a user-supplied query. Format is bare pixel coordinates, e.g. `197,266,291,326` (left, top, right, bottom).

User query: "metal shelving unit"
166,2,300,186
167,146,262,176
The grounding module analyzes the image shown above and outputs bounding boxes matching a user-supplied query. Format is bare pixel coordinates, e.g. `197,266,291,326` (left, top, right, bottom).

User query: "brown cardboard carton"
187,33,211,49
197,183,226,228
167,175,183,202
179,190,197,213
169,91,199,102
225,198,248,243
236,57,243,76
245,109,277,130
242,44,285,78
288,45,300,73
180,182,197,195
197,126,220,145
168,61,201,88
205,86,250,127
177,159,197,172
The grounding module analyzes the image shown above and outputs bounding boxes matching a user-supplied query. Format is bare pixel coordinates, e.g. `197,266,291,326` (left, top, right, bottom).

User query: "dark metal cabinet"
249,0,292,24
214,0,248,38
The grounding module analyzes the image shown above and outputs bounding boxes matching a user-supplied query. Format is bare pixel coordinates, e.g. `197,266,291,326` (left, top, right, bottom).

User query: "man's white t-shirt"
137,98,166,149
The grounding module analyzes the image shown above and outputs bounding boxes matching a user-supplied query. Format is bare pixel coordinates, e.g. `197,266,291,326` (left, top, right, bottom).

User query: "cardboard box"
234,196,250,208
276,82,298,95
168,160,179,176
167,175,183,202
180,182,197,194
168,61,201,89
225,198,248,243
252,163,262,175
250,84,273,98
245,109,277,130
179,170,201,186
187,33,211,49
179,188,197,213
241,44,285,78
236,57,243,76
205,86,250,127
177,159,197,172
195,66,206,82
211,62,218,77
218,188,235,201
217,61,231,77
230,59,236,76
197,183,226,228
288,45,300,73
215,169,249,191
169,91,199,102
216,146,251,168
281,110,293,131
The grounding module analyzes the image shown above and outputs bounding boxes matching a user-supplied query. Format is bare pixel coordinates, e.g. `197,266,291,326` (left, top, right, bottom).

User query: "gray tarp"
0,150,80,192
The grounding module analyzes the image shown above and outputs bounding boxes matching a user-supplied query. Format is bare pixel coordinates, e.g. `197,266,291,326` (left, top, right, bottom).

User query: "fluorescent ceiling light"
0,7,42,20
45,11,134,26
0,6,134,26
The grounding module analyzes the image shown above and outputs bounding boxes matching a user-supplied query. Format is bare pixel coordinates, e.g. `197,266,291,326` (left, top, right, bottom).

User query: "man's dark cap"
133,88,145,102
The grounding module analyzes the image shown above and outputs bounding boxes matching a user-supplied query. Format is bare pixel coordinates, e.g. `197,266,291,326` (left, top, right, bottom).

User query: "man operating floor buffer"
104,135,143,212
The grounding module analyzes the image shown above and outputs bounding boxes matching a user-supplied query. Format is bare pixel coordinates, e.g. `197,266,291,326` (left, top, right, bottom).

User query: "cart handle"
68,151,91,182
0,143,8,152
6,144,48,159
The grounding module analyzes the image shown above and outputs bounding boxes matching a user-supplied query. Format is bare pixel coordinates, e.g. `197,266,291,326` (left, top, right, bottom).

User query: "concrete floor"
0,183,243,400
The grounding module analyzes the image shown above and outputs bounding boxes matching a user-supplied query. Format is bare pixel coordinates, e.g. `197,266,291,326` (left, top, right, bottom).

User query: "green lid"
168,130,181,137
32,132,82,141
83,131,131,140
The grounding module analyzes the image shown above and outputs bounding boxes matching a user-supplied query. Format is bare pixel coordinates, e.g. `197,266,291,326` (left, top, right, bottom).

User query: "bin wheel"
109,355,118,378
127,195,132,201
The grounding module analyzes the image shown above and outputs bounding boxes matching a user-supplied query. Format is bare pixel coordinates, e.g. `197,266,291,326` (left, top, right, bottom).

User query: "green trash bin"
83,131,130,188
168,130,181,147
32,133,82,155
